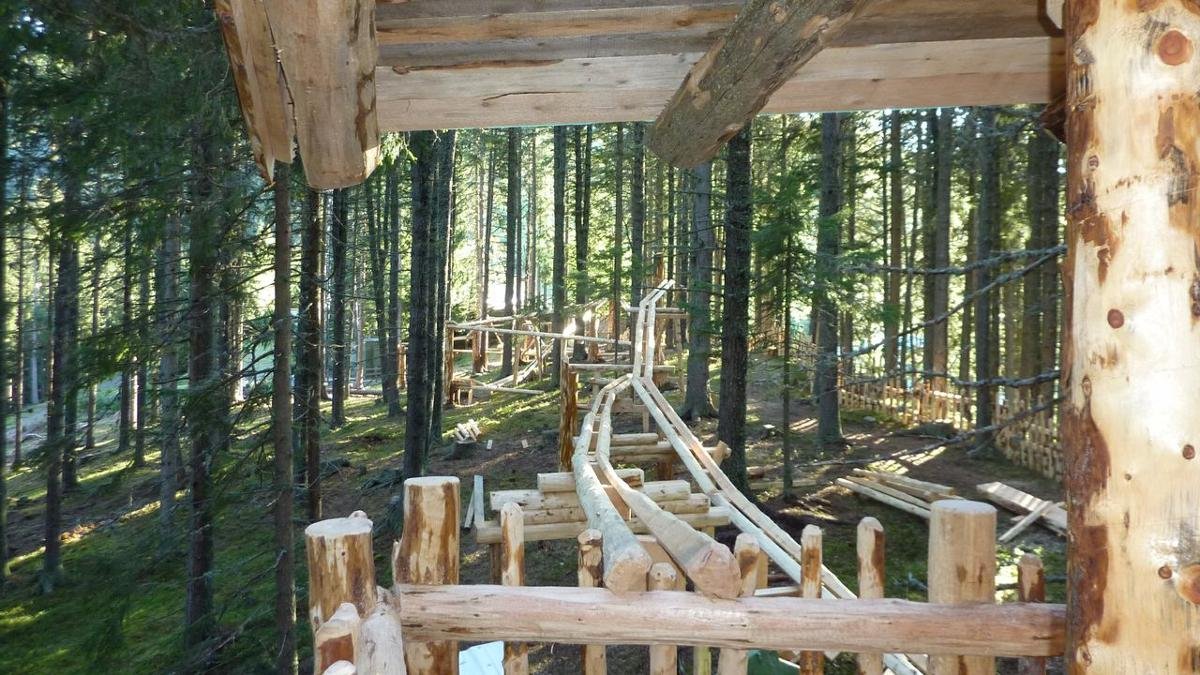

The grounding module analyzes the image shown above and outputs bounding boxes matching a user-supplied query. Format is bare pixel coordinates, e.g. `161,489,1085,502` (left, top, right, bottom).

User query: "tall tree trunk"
666,165,677,349
884,111,904,377
13,197,24,469
1062,3,1200,669
717,125,753,492
330,188,348,428
365,174,398,411
0,81,7,587
972,107,999,452
930,107,953,388
405,131,436,478
502,129,520,377
919,110,937,379
681,164,716,419
815,113,843,447
1036,127,1060,403
271,163,297,674
527,131,538,308
297,187,323,521
611,124,625,340
135,251,149,468
572,126,590,361
184,130,220,649
839,115,857,372
387,167,403,412
119,219,134,460
85,233,100,449
427,130,455,464
157,216,182,536
552,127,568,379
630,123,646,303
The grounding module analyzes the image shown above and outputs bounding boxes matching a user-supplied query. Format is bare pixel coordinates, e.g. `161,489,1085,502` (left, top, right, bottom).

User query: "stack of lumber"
976,481,1066,538
453,419,481,446
836,470,959,520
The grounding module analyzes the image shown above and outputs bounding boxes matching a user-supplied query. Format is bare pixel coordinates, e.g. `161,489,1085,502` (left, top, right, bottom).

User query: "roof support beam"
646,0,866,168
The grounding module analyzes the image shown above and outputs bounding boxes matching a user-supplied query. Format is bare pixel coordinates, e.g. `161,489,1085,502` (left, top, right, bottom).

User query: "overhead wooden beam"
646,0,867,167
261,0,381,189
213,0,293,182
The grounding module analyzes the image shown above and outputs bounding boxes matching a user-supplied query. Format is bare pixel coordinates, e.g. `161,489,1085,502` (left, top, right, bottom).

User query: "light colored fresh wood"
504,495,710,525
500,503,528,675
716,534,763,675
213,0,293,182
975,482,1065,534
491,479,689,511
1045,0,1063,28
358,592,408,675
322,661,356,675
856,517,885,675
315,602,361,672
574,431,662,447
391,583,1065,656
647,0,866,166
837,477,932,520
473,506,731,544
577,529,607,675
538,468,644,493
392,477,460,674
261,0,379,188
799,526,824,675
852,468,957,500
449,322,631,345
1017,553,1047,675
928,500,996,675
470,475,484,530
843,475,935,511
999,499,1055,543
305,512,377,631
648,563,680,675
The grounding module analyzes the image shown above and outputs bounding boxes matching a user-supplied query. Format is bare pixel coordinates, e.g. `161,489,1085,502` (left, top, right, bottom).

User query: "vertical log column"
1017,553,1047,675
856,517,886,675
577,529,607,675
648,563,679,675
798,525,824,675
927,500,995,675
1064,0,1200,671
716,533,763,675
500,503,529,675
305,511,377,631
393,477,460,674
559,359,578,470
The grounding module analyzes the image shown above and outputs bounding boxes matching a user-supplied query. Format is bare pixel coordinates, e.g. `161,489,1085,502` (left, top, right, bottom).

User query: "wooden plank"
975,482,1066,534
998,500,1055,543
474,506,732,544
491,481,694,511
392,584,1067,657
837,478,931,520
646,0,867,167
263,0,379,188
538,468,644,493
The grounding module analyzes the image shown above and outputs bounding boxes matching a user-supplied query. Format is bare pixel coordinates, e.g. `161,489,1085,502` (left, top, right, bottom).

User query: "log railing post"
305,511,377,632
928,500,996,675
717,533,763,675
1016,553,1047,675
559,362,578,470
500,503,529,675
799,525,824,675
648,563,679,675
393,477,460,674
856,517,886,675
577,528,607,675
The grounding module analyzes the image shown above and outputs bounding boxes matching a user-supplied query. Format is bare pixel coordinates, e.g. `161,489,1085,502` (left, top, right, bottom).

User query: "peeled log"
262,0,380,188
646,0,866,168
359,594,408,675
1063,4,1200,669
305,512,377,630
393,477,460,673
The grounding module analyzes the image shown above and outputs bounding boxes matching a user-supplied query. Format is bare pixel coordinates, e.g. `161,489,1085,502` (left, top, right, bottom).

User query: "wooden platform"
375,0,1064,131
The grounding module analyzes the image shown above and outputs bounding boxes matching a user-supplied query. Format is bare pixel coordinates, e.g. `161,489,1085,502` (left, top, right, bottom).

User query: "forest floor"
0,355,1065,674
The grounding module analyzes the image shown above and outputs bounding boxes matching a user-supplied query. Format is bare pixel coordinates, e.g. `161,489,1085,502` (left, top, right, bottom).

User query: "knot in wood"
1184,444,1196,460
1106,308,1124,328
1158,30,1193,66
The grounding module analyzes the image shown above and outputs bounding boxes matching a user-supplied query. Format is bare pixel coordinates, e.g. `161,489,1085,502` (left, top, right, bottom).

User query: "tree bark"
365,174,398,411
502,128,520,377
0,81,7,586
271,162,297,674
681,164,717,419
973,107,999,452
630,123,646,304
330,187,348,428
297,186,323,521
718,125,753,492
387,166,403,413
119,218,135,460
572,126,591,361
611,124,625,342
884,111,904,377
157,215,182,537
815,113,843,447
85,233,100,450
552,127,568,379
135,247,150,467
931,107,953,388
427,130,456,463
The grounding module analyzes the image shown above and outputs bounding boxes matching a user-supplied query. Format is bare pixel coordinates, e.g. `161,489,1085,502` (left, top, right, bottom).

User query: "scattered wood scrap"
976,482,1066,537
837,471,958,520
453,419,481,446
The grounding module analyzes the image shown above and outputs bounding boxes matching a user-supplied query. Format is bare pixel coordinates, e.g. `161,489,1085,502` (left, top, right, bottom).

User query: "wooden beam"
262,0,380,188
646,0,866,167
392,584,1066,657
213,0,293,182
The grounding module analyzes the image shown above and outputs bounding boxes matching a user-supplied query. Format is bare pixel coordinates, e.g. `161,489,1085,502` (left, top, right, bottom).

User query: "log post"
928,500,996,675
559,363,578,470
305,512,377,631
577,529,607,675
359,598,408,675
1063,1,1200,671
1017,553,1047,675
648,563,679,675
393,477,460,674
500,503,529,675
315,602,362,672
856,517,886,675
799,525,824,675
716,534,763,675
